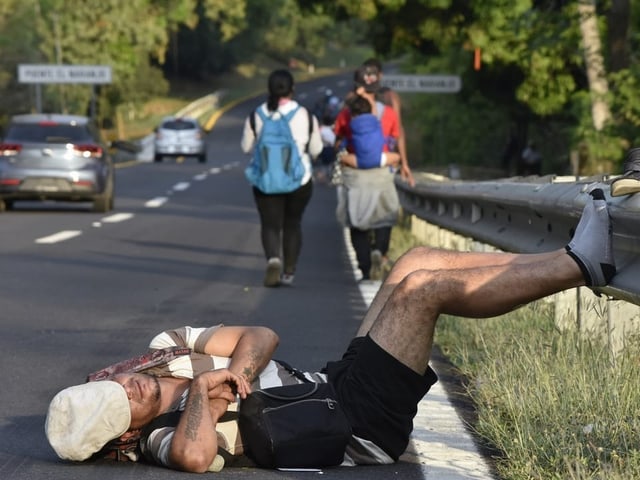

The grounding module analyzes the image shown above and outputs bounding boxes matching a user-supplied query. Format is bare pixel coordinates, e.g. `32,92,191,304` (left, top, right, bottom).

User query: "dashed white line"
145,197,168,208
35,230,82,244
101,213,134,223
34,163,236,243
173,182,190,191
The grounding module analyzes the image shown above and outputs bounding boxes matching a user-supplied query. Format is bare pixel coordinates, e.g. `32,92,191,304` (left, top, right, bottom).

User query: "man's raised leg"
356,247,564,336
363,189,615,374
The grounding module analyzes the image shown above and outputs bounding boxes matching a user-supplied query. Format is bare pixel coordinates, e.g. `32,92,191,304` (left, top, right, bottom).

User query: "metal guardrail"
396,174,640,306
176,92,224,119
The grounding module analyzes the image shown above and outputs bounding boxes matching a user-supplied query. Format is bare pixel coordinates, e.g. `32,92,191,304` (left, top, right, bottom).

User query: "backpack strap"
141,411,182,438
250,107,272,137
283,106,312,154
86,347,192,382
305,108,313,154
249,110,256,136
251,107,270,136
275,359,312,383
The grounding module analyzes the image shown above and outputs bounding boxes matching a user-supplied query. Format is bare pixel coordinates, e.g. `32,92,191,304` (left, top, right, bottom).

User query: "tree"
578,0,611,131
30,0,170,120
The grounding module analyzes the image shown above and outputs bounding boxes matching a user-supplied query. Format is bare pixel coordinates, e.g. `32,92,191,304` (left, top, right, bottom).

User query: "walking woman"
241,69,322,287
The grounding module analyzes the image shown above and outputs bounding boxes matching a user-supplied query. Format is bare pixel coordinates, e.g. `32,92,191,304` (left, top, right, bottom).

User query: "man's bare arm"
389,90,415,186
202,326,279,383
169,370,247,472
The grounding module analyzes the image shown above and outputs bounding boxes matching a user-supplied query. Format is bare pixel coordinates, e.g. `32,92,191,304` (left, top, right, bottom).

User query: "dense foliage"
1,0,639,174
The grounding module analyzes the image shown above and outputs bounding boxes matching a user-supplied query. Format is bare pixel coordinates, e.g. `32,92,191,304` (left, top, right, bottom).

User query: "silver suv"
154,116,206,163
0,114,114,212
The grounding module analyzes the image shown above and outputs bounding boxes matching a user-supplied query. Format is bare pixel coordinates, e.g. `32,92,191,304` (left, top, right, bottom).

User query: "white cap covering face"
45,381,131,461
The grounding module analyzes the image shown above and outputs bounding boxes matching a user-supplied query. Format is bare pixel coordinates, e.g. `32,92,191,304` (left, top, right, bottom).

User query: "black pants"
252,181,313,274
350,226,391,279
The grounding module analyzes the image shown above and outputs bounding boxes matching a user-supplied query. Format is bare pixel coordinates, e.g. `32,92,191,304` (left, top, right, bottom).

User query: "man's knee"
391,269,437,301
405,245,434,258
393,269,459,307
394,246,435,271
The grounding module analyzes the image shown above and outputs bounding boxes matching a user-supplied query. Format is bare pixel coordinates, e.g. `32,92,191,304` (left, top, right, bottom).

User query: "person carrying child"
338,94,401,170
332,67,402,281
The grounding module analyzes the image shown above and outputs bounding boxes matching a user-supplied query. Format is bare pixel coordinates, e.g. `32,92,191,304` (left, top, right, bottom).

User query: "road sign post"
380,74,461,93
379,74,462,168
17,64,112,116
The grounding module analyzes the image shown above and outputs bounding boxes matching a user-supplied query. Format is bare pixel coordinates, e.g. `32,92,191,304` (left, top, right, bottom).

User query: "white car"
154,116,206,163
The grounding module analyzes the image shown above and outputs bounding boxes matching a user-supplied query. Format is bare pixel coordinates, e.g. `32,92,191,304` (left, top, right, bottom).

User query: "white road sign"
18,64,112,84
381,74,461,93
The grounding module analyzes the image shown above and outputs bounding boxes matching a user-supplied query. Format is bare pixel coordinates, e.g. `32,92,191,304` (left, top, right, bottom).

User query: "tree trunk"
607,0,630,72
578,0,611,131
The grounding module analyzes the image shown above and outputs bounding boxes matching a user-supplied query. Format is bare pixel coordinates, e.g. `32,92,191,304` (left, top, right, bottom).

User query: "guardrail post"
606,299,640,355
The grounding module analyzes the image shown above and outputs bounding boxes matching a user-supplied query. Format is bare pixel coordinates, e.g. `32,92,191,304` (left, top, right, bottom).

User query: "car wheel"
4,200,13,211
198,153,207,163
0,198,6,213
92,177,114,213
154,153,163,163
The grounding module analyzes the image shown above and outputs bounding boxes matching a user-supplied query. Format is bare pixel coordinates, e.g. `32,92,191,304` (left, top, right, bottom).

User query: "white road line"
101,213,134,223
173,182,190,191
194,173,207,181
209,167,222,174
35,230,82,244
145,197,168,208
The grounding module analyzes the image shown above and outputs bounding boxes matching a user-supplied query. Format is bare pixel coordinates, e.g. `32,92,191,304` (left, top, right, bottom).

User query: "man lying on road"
45,188,616,472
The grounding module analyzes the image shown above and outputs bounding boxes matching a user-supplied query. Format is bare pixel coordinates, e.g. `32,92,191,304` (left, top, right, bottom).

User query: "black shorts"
323,335,438,460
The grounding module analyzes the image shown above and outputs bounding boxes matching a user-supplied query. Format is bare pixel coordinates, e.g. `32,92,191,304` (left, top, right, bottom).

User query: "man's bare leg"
357,188,614,337
368,252,585,374
356,247,563,336
364,188,615,374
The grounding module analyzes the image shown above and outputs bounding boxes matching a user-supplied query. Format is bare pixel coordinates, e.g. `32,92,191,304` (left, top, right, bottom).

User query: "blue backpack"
245,106,311,194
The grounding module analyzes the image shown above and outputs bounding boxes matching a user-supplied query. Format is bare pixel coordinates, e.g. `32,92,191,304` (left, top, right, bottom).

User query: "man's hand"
339,151,358,168
401,163,416,186
198,369,251,400
202,371,248,428
169,369,249,473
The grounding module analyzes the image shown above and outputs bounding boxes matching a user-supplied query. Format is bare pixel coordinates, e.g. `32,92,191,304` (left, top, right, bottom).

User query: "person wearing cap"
361,58,415,187
45,190,616,472
46,325,277,472
333,65,402,281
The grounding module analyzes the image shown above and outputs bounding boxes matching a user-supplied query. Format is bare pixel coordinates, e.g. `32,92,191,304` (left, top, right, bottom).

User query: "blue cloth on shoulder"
350,114,385,169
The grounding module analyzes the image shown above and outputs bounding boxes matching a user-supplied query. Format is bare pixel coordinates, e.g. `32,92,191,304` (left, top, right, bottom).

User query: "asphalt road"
0,72,494,480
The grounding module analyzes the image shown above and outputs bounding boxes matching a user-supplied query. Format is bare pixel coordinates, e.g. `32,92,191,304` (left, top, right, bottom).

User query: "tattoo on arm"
241,348,263,383
185,384,204,441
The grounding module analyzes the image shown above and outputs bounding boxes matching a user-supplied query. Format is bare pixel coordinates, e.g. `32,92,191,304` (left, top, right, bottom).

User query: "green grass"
387,222,640,479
